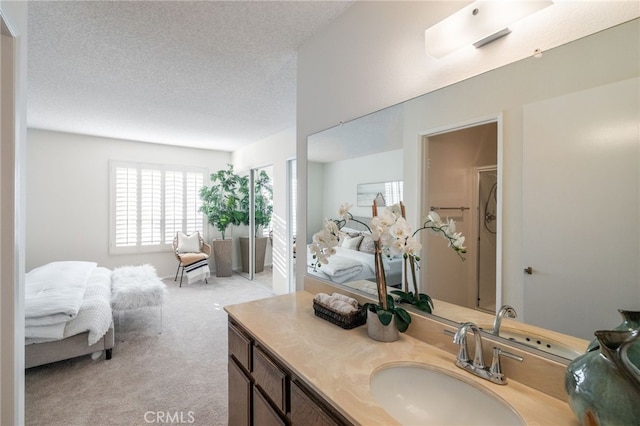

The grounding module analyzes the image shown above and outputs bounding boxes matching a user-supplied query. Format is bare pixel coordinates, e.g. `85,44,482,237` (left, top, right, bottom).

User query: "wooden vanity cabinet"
227,320,351,426
290,380,341,426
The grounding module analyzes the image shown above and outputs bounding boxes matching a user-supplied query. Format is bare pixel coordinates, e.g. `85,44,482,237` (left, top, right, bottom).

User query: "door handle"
524,266,533,275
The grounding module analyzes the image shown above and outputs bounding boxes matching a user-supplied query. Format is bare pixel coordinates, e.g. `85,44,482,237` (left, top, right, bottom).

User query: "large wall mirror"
306,19,639,361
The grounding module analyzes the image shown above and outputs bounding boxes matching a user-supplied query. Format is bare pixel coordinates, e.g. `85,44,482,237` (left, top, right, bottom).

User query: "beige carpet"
25,274,275,426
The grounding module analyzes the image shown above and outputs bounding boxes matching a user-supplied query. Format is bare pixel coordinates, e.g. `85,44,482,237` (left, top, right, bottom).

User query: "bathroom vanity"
225,291,579,425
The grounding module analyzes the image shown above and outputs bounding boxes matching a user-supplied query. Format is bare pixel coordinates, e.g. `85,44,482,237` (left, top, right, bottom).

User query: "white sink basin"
495,327,583,360
370,363,524,425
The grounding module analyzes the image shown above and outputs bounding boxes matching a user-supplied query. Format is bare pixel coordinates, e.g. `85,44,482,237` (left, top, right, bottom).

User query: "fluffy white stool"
111,264,167,338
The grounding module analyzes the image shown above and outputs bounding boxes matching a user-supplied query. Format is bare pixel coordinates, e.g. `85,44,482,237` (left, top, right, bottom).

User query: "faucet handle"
490,347,524,384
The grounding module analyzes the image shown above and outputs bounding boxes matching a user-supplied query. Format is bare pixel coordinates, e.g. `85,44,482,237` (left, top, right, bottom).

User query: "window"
384,180,403,206
110,161,206,253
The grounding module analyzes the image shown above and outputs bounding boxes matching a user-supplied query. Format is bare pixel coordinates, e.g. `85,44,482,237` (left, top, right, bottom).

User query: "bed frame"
25,322,114,369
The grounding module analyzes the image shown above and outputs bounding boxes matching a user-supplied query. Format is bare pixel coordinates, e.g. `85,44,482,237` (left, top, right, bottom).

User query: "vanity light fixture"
424,0,553,59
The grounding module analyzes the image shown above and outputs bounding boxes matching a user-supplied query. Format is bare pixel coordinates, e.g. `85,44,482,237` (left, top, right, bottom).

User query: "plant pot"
367,309,399,342
212,238,233,277
239,236,268,273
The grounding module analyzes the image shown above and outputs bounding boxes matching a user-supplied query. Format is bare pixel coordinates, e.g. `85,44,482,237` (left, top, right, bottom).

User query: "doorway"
422,120,499,311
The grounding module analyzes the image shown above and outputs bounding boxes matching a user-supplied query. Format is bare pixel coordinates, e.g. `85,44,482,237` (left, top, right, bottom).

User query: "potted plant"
199,164,243,277
308,202,413,341
309,202,467,342
238,170,273,273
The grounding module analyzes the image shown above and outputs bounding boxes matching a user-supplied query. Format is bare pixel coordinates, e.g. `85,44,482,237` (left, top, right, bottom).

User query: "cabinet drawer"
228,358,251,426
290,380,342,426
228,323,252,371
253,387,286,426
253,345,288,413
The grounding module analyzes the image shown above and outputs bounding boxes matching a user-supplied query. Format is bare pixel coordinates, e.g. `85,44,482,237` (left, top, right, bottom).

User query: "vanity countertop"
225,291,579,425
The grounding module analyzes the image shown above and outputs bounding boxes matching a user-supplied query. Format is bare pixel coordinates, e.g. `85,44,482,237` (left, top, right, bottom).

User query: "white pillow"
341,235,363,250
177,232,201,253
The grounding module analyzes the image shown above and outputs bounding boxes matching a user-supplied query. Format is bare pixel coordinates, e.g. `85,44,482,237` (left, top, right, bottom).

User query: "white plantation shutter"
110,161,206,253
114,166,138,247
184,172,204,239
140,168,162,245
384,181,403,206
164,170,184,244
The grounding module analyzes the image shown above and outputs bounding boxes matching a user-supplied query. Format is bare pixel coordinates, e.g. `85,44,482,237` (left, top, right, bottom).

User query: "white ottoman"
111,264,167,336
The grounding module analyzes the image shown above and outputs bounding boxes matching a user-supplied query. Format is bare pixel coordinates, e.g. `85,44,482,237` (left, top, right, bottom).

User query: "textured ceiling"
27,0,353,151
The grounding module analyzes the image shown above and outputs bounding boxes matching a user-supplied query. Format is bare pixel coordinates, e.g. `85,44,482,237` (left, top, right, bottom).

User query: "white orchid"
312,228,339,248
308,203,368,271
418,211,467,256
370,208,398,242
404,237,422,256
308,201,466,316
338,202,353,221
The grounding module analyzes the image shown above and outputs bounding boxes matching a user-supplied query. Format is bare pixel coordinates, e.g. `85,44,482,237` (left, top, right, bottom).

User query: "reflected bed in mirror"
306,19,639,362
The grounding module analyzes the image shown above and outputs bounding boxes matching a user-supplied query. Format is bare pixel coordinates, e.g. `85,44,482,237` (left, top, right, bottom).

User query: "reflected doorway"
422,121,498,311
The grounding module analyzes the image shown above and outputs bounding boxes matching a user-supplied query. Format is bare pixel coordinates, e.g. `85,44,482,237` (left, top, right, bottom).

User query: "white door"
522,77,639,340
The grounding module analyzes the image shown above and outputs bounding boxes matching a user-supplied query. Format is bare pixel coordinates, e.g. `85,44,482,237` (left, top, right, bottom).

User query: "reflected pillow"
359,235,376,254
341,235,363,250
177,232,201,253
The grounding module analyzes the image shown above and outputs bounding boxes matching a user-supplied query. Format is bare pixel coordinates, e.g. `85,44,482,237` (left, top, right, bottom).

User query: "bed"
25,261,114,368
307,224,403,287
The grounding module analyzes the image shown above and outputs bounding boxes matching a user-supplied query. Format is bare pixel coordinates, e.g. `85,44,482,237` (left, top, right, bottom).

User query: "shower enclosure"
476,167,497,312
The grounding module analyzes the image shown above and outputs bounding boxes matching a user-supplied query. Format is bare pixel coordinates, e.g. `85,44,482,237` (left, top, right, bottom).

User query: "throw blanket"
320,255,363,283
111,264,167,310
179,252,210,284
25,261,96,326
26,266,113,345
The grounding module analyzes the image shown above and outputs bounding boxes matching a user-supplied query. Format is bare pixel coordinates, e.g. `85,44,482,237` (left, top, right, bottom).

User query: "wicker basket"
313,299,366,330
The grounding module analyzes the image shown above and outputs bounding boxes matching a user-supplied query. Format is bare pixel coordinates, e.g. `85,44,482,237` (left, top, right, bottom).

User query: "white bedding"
319,253,363,282
25,265,113,345
25,261,96,325
308,246,402,285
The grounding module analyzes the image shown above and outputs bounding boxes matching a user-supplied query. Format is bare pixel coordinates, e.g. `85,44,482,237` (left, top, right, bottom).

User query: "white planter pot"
367,309,399,342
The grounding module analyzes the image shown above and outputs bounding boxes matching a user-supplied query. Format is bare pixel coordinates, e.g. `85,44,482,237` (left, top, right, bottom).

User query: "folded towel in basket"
313,293,358,314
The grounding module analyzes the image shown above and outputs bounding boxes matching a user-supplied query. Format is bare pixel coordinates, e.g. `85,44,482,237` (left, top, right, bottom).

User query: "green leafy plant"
362,295,412,332
238,170,273,235
391,290,434,314
199,164,244,239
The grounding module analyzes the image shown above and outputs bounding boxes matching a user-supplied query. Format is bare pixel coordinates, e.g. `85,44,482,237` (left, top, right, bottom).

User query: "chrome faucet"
492,305,517,336
453,322,485,369
453,321,523,385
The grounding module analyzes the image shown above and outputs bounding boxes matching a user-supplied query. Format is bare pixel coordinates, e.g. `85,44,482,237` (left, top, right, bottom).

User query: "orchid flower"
338,203,353,221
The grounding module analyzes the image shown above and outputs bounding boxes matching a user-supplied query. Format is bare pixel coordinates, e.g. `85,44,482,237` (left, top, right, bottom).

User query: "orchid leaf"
377,310,393,326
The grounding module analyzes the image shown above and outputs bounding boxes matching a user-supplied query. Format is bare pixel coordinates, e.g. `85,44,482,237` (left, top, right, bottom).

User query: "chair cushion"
176,232,201,253
178,252,208,265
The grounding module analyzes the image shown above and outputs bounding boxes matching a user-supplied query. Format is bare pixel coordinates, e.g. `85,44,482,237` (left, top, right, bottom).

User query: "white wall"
307,149,403,238
297,3,639,297
26,129,231,278
1,1,27,424
232,126,296,294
